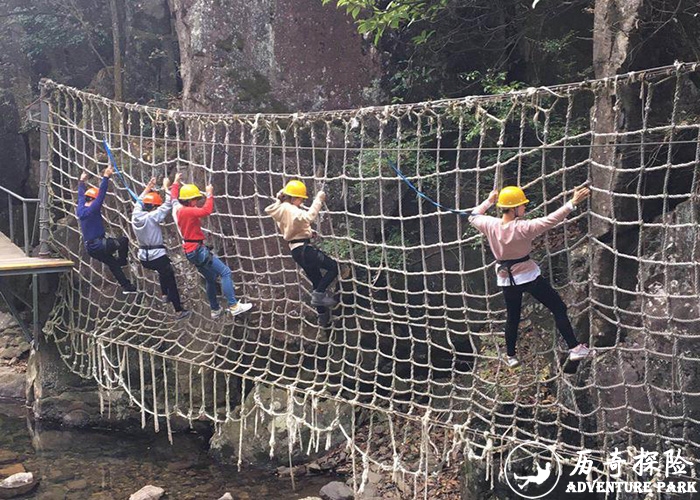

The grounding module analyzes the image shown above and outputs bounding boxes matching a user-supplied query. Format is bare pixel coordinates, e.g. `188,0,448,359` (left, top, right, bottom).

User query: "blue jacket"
77,176,109,248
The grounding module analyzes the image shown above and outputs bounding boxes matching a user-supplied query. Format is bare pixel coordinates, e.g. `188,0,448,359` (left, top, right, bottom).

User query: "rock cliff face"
0,22,32,198
593,197,700,454
168,0,381,113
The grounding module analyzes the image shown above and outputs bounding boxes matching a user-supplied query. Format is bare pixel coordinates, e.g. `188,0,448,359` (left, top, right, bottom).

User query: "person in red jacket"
171,173,252,319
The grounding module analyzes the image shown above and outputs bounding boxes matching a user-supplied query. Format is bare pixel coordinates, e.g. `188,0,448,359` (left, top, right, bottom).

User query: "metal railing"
0,184,40,256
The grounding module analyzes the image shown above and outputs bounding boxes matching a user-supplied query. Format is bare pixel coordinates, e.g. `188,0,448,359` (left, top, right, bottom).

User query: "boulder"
0,464,24,479
27,341,143,429
0,472,39,499
0,313,28,361
218,494,233,500
0,333,30,361
209,384,352,466
0,313,18,334
129,485,165,500
0,367,25,400
319,481,354,500
0,452,20,467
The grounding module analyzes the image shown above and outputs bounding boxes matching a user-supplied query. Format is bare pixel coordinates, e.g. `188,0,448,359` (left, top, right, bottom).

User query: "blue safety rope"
387,158,473,216
103,139,139,202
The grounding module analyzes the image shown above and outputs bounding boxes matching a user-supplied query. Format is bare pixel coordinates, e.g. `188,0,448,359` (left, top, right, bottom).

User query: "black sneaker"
122,283,137,295
318,308,332,328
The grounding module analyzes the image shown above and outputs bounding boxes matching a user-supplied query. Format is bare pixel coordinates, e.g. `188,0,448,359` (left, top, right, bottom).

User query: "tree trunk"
109,0,123,101
588,0,643,344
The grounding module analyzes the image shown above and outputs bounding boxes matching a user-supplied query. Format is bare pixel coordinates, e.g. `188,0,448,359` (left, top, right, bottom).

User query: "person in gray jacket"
131,176,191,320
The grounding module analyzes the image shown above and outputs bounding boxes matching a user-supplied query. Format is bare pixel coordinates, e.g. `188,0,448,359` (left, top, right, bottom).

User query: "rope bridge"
35,63,700,491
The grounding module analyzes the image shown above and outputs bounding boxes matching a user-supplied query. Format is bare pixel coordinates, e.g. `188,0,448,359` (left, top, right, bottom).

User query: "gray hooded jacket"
130,191,173,262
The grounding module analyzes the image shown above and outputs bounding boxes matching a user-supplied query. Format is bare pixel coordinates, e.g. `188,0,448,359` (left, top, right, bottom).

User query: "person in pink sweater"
469,185,592,367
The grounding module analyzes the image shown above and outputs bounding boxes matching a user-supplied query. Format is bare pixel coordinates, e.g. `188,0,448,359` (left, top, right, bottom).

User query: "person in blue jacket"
77,166,136,293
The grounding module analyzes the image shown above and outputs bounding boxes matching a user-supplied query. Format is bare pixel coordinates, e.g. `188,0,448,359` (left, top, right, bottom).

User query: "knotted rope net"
36,62,700,492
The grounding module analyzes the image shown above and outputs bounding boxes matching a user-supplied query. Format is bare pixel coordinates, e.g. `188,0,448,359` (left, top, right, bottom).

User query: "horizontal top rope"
38,62,700,122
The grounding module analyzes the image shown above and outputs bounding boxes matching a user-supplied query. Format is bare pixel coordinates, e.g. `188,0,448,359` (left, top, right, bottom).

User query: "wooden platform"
0,232,73,276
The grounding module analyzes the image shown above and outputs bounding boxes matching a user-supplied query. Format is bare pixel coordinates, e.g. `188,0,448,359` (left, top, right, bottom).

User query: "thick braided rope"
37,63,700,487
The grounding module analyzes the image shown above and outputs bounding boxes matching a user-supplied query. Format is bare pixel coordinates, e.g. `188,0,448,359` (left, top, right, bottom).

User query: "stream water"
0,402,333,499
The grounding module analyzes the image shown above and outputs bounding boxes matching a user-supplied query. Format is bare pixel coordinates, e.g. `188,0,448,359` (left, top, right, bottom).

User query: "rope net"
37,63,700,487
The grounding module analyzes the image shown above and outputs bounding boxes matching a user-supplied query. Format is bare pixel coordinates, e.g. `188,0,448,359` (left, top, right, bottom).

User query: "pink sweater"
469,199,574,285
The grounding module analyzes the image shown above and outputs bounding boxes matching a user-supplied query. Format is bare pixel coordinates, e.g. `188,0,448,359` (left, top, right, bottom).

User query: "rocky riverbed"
0,400,339,499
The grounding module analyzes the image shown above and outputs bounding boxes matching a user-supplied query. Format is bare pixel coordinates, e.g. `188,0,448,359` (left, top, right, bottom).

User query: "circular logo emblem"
504,441,562,499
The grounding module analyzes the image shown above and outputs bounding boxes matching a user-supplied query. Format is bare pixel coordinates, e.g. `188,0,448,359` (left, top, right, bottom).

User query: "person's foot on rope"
175,310,192,321
568,343,592,361
227,301,253,317
160,294,168,303
121,283,137,295
501,353,520,368
311,291,337,308
210,308,223,319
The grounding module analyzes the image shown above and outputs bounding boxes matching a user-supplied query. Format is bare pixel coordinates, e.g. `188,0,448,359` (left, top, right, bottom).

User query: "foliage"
321,0,448,45
344,136,442,202
322,0,593,105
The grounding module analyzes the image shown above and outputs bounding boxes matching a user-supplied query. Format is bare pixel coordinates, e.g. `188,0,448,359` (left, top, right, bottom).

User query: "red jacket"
171,182,214,253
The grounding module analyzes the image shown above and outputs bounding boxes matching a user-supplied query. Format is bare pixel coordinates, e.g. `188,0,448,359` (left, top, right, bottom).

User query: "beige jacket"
265,192,324,250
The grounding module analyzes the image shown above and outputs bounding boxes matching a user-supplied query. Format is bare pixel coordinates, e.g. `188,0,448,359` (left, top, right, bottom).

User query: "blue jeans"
186,245,237,310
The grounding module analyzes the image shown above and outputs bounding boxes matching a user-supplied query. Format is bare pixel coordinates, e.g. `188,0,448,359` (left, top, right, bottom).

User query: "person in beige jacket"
265,180,338,309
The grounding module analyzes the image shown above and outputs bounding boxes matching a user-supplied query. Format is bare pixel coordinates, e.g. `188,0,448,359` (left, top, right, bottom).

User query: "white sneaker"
569,344,592,361
227,302,253,317
161,294,169,303
210,308,223,319
501,354,520,368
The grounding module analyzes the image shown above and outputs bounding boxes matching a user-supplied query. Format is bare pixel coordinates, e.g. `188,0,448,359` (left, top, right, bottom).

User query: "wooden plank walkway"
0,232,73,276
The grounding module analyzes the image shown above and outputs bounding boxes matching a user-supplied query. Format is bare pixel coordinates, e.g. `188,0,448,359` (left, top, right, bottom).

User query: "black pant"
141,255,183,312
87,236,131,288
501,276,579,356
291,244,338,293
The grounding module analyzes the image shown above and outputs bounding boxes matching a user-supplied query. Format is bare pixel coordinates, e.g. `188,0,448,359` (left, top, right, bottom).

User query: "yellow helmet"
282,180,308,199
179,183,203,201
497,186,529,208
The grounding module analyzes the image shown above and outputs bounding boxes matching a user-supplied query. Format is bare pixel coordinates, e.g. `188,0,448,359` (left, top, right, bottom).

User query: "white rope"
37,63,700,492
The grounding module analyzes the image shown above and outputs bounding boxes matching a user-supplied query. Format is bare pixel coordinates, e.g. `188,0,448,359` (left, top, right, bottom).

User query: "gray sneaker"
210,308,223,319
501,354,520,368
310,291,337,308
569,344,592,361
175,310,192,321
